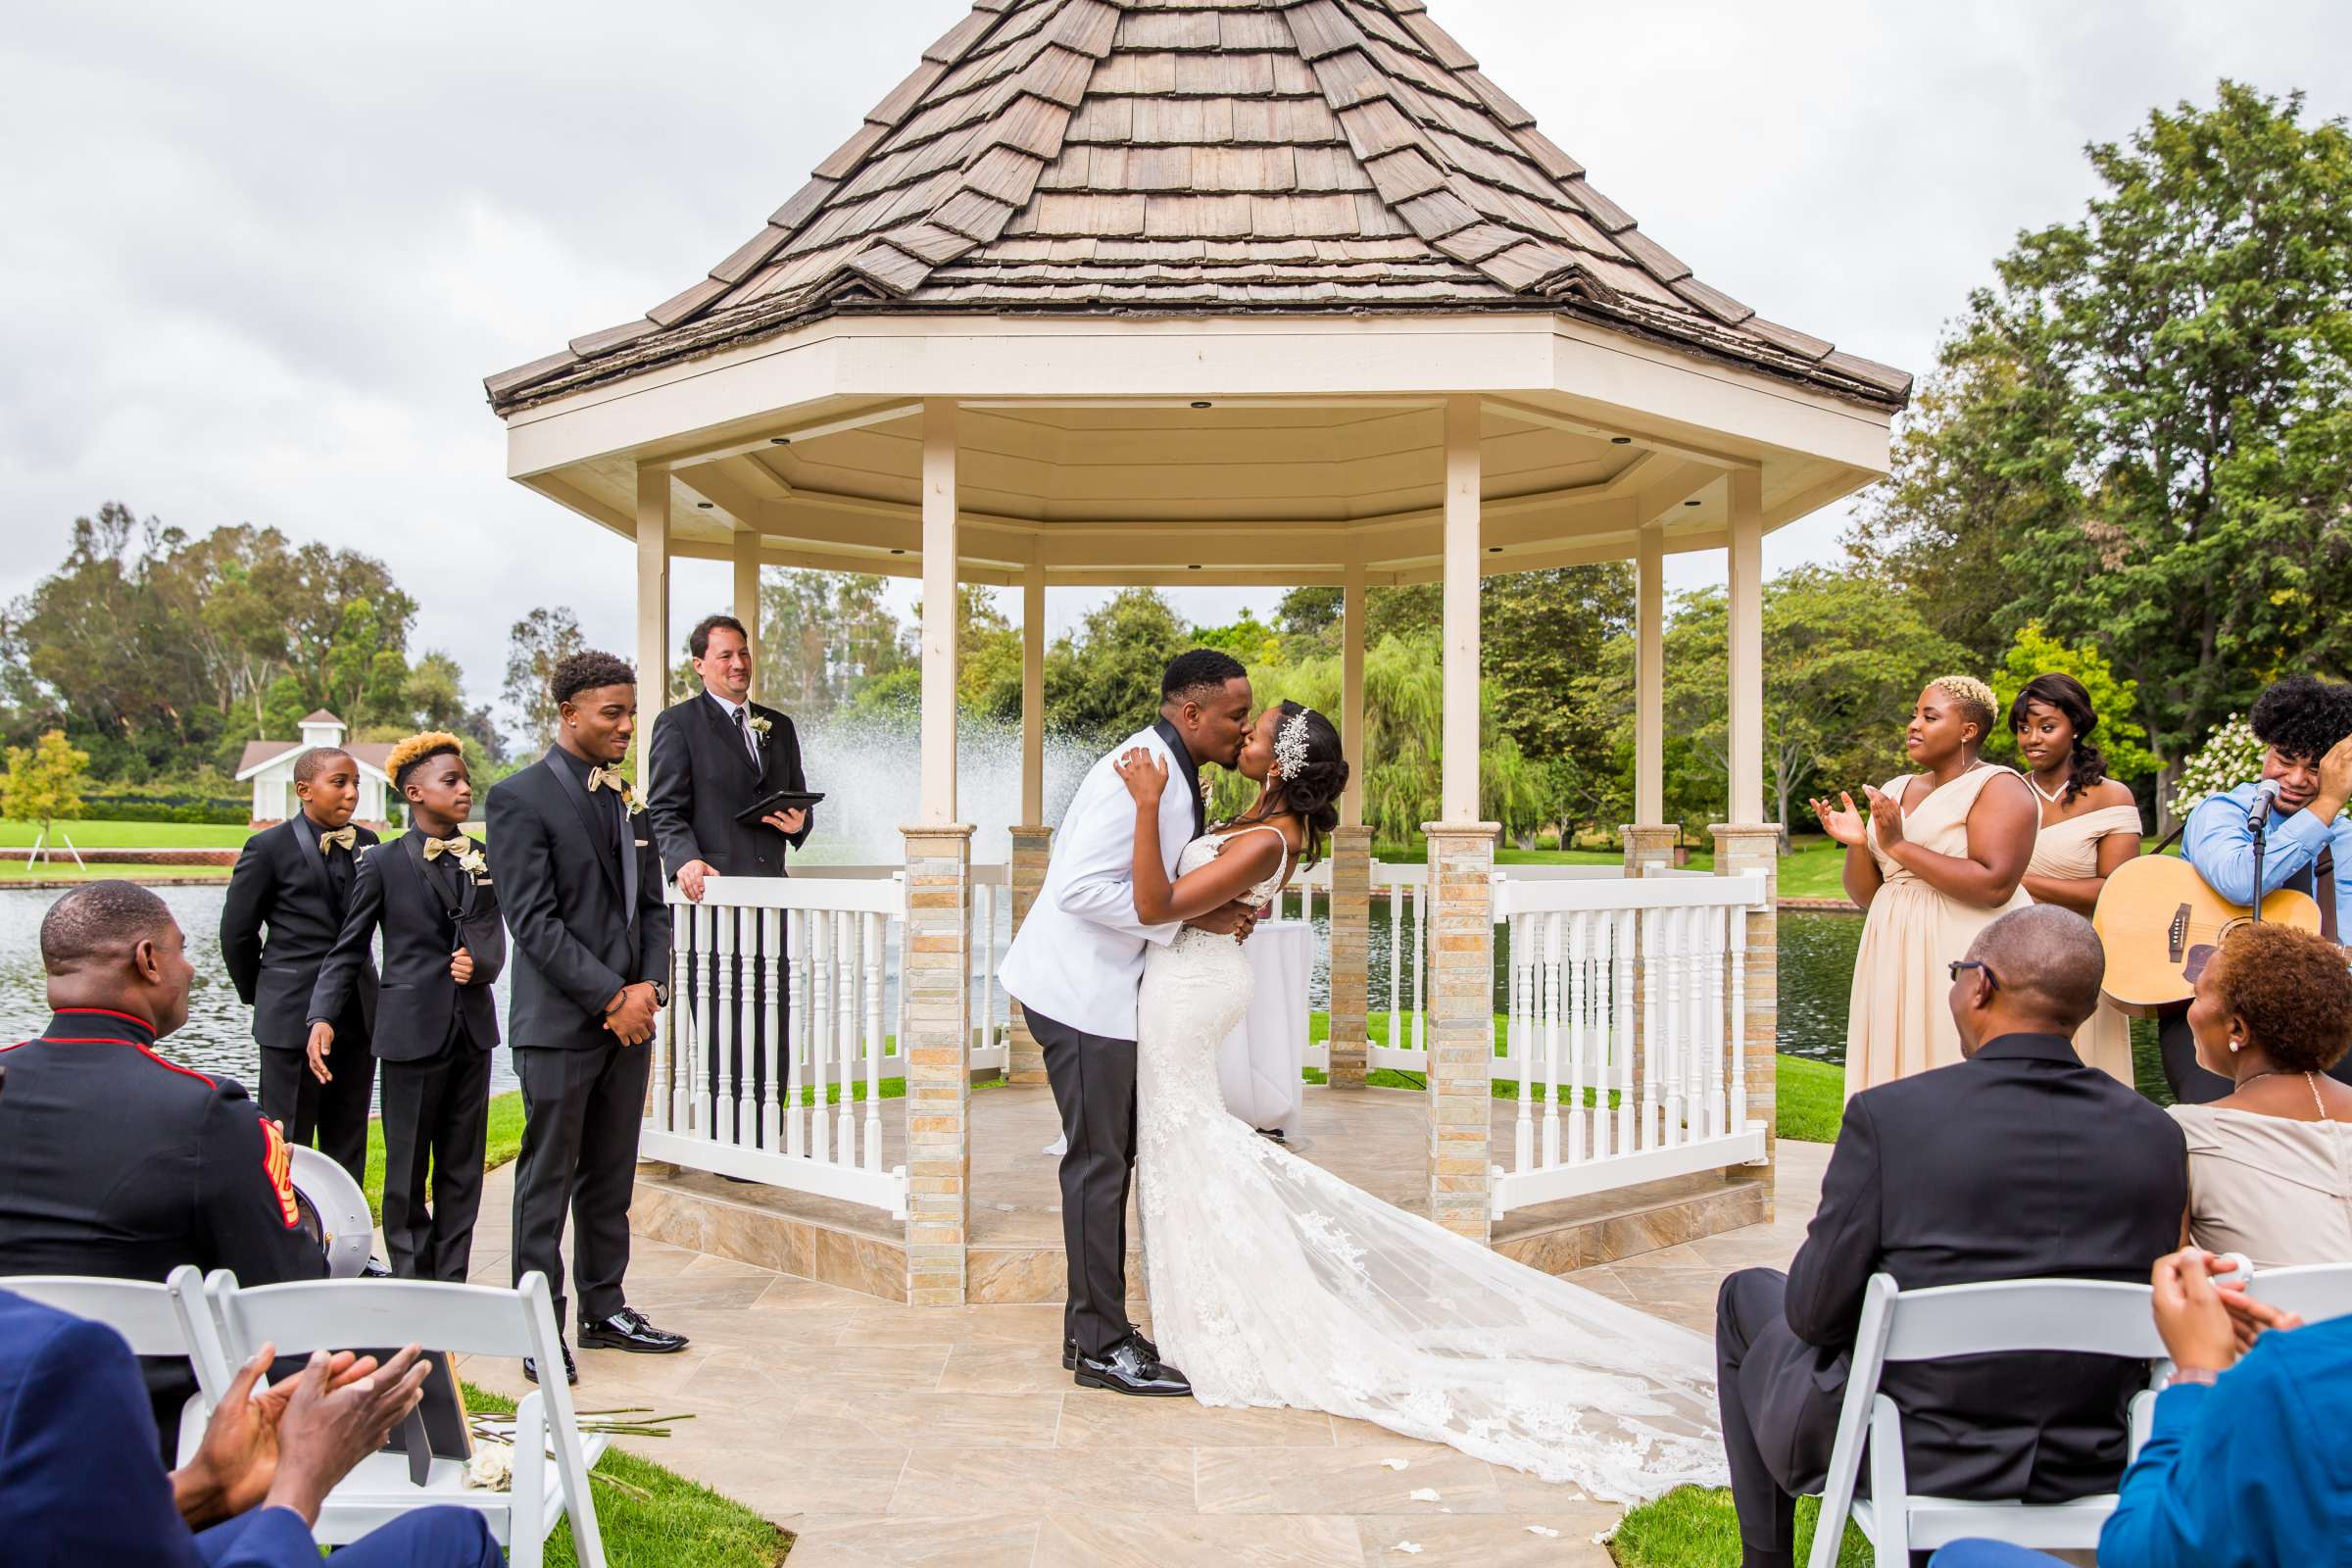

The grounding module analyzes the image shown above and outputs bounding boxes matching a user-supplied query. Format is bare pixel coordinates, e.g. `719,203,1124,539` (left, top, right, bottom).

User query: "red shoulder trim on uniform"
1,1038,213,1090
50,1006,159,1037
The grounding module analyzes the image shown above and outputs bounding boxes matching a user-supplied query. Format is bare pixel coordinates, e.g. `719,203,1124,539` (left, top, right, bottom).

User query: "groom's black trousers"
1028,1005,1138,1358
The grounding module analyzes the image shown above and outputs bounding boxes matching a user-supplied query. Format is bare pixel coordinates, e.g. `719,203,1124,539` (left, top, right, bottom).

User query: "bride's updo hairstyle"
1268,701,1348,867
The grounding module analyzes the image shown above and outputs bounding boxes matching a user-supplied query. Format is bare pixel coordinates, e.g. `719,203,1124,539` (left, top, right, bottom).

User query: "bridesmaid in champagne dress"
2011,672,2145,1085
1813,677,2039,1097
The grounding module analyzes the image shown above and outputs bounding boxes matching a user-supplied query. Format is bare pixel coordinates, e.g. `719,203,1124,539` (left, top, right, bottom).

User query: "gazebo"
486,0,1908,1305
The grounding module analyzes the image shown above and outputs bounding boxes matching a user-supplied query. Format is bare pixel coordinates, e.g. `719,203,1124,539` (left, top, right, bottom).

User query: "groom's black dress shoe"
578,1306,689,1353
522,1342,578,1386
1073,1336,1190,1396
1064,1332,1159,1371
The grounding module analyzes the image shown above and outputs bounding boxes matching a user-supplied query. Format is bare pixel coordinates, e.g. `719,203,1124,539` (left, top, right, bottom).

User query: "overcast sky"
4,0,2345,725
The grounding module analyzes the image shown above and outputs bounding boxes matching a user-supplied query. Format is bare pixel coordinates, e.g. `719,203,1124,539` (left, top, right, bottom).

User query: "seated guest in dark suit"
0,881,325,1455
647,612,812,901
0,1284,497,1567
220,746,378,1182
1714,904,2186,1568
489,650,684,1386
1931,1245,2343,1568
308,733,504,1283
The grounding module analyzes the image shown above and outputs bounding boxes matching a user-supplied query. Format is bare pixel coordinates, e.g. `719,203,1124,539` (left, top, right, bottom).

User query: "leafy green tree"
502,606,585,751
1190,609,1285,668
1042,589,1192,746
1,729,90,839
1986,624,2160,780
758,569,908,720
1854,82,2352,784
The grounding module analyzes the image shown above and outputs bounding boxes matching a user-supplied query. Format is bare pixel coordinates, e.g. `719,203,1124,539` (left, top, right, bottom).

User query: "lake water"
0,886,519,1099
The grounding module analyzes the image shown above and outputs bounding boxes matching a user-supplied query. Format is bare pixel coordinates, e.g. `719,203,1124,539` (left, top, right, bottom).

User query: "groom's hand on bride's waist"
1186,900,1259,943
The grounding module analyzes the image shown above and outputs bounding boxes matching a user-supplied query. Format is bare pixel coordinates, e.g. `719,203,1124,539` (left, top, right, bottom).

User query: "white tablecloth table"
1041,917,1314,1153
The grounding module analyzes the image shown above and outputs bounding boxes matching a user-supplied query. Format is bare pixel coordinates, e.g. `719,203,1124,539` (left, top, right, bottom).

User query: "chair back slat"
2247,1263,2352,1326
1881,1278,2163,1361
6,1271,188,1356
215,1277,538,1359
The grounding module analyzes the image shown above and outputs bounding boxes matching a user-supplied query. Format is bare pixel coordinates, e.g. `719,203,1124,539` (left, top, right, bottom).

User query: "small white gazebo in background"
235,710,394,826
487,0,1908,1304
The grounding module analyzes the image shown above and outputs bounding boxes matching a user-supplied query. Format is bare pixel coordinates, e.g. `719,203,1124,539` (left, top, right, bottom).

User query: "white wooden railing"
795,863,1010,1070
1282,858,1428,1072
649,875,909,1217
1488,872,1770,1216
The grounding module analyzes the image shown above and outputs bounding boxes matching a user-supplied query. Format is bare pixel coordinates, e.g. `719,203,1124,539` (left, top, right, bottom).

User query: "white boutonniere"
465,1438,513,1491
747,713,772,740
458,847,490,879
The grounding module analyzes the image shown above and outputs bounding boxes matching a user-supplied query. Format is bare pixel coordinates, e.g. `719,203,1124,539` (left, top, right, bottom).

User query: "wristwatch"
650,980,671,1007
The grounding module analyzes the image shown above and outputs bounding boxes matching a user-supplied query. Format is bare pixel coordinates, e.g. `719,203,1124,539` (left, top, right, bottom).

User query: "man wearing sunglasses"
1710,906,2187,1568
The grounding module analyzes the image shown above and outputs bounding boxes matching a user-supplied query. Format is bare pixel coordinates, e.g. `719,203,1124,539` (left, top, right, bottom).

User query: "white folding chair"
2246,1262,2352,1325
1805,1273,2165,1566
204,1268,607,1568
4,1264,234,1464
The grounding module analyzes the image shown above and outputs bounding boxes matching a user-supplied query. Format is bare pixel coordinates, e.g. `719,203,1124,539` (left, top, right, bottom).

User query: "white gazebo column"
1621,519,1676,878
1007,559,1052,1086
1327,559,1372,1090
904,398,974,1304
1712,466,1779,1213
634,464,671,791
731,529,761,703
1426,396,1497,1244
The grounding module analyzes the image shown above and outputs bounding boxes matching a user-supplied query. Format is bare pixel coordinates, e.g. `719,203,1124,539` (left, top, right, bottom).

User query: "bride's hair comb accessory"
1274,709,1313,782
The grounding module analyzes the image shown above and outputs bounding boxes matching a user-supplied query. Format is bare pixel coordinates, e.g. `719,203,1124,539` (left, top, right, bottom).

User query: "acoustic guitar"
2091,856,2322,1016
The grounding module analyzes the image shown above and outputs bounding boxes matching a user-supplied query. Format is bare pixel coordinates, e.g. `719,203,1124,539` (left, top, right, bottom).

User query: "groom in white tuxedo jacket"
1000,650,1256,1396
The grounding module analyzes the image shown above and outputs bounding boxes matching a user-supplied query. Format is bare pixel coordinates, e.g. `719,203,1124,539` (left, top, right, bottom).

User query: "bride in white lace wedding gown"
1114,706,1729,1504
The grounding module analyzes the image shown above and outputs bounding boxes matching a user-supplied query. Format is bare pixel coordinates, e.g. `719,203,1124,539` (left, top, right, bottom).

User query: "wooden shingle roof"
487,0,1909,414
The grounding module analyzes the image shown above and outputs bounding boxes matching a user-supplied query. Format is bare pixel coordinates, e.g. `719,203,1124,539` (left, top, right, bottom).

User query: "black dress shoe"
1073,1336,1190,1397
1064,1332,1159,1371
522,1342,577,1386
578,1306,689,1353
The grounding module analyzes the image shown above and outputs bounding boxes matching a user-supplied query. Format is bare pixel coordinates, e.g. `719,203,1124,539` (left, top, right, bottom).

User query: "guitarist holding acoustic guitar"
2093,675,2352,1102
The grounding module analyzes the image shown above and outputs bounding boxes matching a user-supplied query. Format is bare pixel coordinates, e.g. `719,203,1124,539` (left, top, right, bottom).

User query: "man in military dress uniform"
0,880,326,1454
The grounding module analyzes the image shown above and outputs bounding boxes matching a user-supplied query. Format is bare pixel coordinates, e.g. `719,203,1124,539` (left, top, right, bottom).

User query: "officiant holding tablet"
647,612,817,895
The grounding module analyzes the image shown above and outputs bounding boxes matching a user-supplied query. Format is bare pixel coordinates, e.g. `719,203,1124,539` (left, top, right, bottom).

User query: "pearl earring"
2229,1038,2242,1054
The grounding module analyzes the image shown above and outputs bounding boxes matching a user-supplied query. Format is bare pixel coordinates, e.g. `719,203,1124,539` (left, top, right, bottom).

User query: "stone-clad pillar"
1425,821,1498,1243
903,823,974,1304
1326,825,1372,1089
1711,822,1780,1219
1006,825,1053,1085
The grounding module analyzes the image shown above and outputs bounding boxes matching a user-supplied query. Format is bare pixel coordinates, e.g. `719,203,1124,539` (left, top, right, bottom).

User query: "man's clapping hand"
171,1343,415,1530
260,1345,434,1527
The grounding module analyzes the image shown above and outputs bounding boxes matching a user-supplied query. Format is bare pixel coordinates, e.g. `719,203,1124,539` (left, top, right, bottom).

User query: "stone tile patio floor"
457,1141,1829,1566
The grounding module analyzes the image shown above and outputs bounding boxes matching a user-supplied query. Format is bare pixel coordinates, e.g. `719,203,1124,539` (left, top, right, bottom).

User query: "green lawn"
0,859,235,883
0,818,253,849
1611,1487,1867,1567
461,1385,788,1566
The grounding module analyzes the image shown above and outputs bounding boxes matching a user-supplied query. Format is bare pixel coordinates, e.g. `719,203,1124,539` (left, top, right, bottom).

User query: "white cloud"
2,0,2343,695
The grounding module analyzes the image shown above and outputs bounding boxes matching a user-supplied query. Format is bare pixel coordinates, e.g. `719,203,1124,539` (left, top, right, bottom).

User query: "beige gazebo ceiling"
487,0,1912,588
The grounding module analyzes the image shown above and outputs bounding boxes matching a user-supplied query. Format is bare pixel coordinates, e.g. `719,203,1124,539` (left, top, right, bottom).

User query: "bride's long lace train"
1135,855,1729,1503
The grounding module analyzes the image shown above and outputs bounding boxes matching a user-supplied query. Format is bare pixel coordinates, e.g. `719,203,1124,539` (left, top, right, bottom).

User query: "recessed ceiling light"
695,501,713,509
1190,401,1211,409
770,436,791,445
1610,436,1632,445
1686,499,1701,507
890,548,906,555
1188,564,1202,570
1488,546,1502,554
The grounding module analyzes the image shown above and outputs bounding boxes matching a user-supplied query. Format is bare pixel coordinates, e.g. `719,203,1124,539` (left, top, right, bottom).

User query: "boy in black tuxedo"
488,651,683,1386
308,734,503,1283
220,747,378,1183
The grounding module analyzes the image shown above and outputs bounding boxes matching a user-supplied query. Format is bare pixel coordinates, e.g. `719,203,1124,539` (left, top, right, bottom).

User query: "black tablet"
734,788,824,827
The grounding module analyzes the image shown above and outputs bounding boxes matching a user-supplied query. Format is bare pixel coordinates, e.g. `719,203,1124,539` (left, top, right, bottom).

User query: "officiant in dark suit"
219,747,378,1183
646,612,813,895
486,650,685,1386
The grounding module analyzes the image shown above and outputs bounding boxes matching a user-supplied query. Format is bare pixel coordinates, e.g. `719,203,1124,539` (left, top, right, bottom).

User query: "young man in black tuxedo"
1712,905,2186,1568
220,747,378,1184
307,734,504,1284
487,651,683,1386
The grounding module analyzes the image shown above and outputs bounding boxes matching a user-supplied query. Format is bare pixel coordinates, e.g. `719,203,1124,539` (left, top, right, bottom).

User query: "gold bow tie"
318,827,356,854
587,765,625,795
422,836,469,861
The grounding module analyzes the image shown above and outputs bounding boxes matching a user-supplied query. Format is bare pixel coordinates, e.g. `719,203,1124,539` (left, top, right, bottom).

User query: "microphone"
2247,777,2281,833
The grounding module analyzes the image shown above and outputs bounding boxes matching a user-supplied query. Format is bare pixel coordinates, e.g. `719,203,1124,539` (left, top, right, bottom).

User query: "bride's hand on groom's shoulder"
1115,747,1168,805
